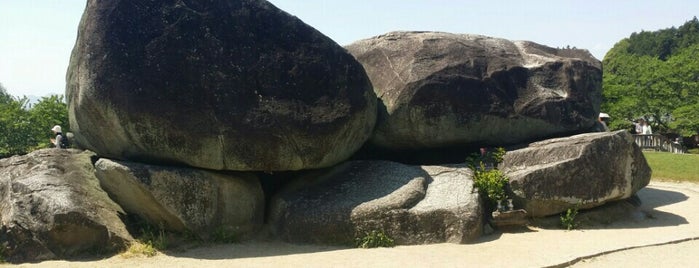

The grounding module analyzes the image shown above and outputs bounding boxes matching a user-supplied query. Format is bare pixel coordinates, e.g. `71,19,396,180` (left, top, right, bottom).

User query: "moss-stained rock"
346,31,601,150
0,149,133,263
269,161,482,245
500,131,652,217
94,158,264,240
67,0,376,171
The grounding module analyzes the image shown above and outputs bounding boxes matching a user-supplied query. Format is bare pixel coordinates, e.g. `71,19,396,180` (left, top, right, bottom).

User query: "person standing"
641,120,653,135
50,125,66,149
640,119,653,148
634,119,644,134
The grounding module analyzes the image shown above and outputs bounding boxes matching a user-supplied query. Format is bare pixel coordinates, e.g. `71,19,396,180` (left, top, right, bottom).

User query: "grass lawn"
643,151,699,183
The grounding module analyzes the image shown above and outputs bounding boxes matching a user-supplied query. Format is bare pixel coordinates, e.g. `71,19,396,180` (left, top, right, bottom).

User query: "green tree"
0,83,69,158
0,85,34,157
29,95,69,149
602,18,699,136
671,104,699,136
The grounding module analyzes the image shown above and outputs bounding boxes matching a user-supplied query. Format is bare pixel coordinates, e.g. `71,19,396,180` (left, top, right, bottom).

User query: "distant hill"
18,94,63,109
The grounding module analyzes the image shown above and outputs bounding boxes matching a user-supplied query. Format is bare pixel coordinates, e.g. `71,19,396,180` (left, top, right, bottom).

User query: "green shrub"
473,165,509,205
688,148,699,154
138,224,168,250
467,147,510,211
355,230,395,248
560,205,579,230
122,242,158,258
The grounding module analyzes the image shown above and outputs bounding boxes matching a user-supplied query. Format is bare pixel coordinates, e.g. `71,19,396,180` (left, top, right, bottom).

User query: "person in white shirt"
641,120,652,134
50,125,65,149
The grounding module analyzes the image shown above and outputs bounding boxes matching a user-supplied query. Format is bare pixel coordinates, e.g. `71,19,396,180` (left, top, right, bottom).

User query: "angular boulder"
500,131,652,217
269,161,482,245
0,149,133,263
345,31,602,150
67,0,376,171
94,158,264,240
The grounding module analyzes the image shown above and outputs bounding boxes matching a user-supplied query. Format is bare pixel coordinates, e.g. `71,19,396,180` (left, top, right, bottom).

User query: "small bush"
688,148,699,154
473,163,509,203
560,205,580,230
138,224,168,250
121,242,158,258
467,147,510,212
355,230,395,248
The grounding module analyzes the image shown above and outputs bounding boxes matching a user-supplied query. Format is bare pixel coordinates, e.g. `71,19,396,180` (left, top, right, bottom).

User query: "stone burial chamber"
3,0,651,264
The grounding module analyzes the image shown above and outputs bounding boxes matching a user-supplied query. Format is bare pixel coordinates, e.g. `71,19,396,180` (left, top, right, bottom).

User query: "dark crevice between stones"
257,170,309,225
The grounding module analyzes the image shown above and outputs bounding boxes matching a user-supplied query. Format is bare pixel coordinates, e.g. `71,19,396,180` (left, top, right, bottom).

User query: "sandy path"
4,181,699,268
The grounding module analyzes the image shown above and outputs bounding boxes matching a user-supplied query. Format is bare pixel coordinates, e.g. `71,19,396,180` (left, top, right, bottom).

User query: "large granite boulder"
0,149,133,263
66,0,376,171
269,161,482,245
345,31,602,150
94,158,264,240
500,131,652,217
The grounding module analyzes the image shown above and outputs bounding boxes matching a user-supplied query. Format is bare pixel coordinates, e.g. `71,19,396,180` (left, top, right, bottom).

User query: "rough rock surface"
0,149,133,263
269,161,482,245
500,131,652,217
66,0,376,171
345,31,602,150
94,158,264,240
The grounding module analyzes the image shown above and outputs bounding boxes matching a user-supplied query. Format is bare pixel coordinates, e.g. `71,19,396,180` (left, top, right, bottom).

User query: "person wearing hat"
592,112,610,132
50,125,66,149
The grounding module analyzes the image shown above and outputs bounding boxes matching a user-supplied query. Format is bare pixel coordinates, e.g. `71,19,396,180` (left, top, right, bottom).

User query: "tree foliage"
0,83,68,158
602,17,699,136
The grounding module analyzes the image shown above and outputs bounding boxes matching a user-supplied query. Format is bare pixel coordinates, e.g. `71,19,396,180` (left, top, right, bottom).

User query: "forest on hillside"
602,17,699,137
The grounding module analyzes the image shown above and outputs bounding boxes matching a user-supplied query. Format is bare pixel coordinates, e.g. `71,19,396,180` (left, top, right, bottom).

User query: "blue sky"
1,0,698,97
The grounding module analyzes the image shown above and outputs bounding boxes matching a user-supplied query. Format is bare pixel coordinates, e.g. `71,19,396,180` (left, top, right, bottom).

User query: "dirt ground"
4,181,699,268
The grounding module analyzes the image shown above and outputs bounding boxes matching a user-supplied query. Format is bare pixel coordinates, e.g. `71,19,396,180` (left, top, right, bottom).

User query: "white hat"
51,125,62,133
599,113,610,118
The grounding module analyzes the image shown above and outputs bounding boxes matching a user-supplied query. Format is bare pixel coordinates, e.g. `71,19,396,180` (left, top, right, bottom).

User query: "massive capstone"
345,31,602,150
0,149,133,263
66,0,376,171
500,131,652,217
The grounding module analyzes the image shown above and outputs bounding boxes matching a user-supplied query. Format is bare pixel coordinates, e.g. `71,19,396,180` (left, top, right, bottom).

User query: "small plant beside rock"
138,225,169,250
355,230,395,248
473,164,509,207
121,242,158,258
560,205,580,230
467,147,510,210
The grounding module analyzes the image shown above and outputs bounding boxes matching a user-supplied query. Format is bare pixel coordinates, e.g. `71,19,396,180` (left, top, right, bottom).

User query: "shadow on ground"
529,186,690,230
127,184,694,261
